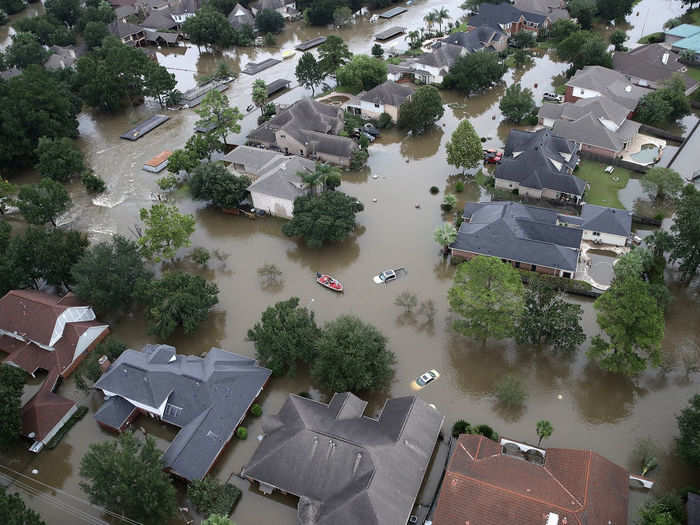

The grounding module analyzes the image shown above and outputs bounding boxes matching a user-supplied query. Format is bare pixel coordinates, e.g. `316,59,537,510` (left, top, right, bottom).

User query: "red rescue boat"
316,272,343,292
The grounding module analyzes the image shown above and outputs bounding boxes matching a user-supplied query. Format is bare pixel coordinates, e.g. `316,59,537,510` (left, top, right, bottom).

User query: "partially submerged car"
416,369,440,388
373,269,397,284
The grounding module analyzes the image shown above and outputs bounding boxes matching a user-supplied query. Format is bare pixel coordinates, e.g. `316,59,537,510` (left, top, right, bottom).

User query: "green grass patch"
575,160,632,209
680,8,700,25
334,85,359,95
474,169,493,188
386,56,402,65
45,406,88,450
687,67,700,83
638,32,665,44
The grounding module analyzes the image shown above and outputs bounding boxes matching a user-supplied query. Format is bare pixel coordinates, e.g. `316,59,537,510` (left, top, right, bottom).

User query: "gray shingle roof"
580,204,632,236
360,80,414,107
442,26,505,52
228,3,254,28
108,20,144,39
612,44,698,91
95,345,271,481
566,66,650,111
689,492,700,525
223,145,283,173
413,42,464,69
550,111,641,153
244,393,444,525
468,2,547,29
94,396,136,429
142,11,176,29
514,0,569,21
497,129,585,196
248,156,316,200
453,202,582,272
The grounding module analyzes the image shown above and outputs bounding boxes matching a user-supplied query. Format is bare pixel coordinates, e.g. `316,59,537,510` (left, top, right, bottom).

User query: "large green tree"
443,50,507,95
255,8,284,33
676,394,700,466
0,65,80,169
311,315,395,392
556,31,613,71
515,277,585,352
397,85,444,134
0,0,26,15
138,203,195,262
45,0,81,27
5,32,49,69
446,119,482,172
35,136,85,182
448,256,525,342
588,273,665,375
596,0,634,21
567,0,595,29
247,297,321,376
318,35,352,77
195,90,241,146
252,79,267,115
138,272,219,339
144,61,177,108
295,52,324,96
635,76,691,126
83,20,109,49
0,365,25,449
0,178,17,216
16,178,72,227
335,54,387,94
72,235,151,315
636,492,685,525
190,162,251,210
80,432,177,525
282,191,364,248
670,185,700,281
499,83,536,124
640,167,684,201
182,7,236,49
0,487,46,525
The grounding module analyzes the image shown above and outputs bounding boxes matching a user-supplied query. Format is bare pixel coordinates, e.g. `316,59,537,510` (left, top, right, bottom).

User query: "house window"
531,264,537,271
374,103,380,108
563,271,572,279
515,261,520,268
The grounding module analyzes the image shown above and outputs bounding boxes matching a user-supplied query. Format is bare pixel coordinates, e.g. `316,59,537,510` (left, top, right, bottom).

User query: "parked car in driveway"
483,149,502,164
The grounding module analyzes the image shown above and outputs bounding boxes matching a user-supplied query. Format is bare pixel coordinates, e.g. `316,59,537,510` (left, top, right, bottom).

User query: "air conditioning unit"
546,513,560,525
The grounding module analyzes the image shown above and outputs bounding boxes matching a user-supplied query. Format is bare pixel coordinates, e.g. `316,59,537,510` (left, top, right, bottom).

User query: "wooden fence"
578,150,649,173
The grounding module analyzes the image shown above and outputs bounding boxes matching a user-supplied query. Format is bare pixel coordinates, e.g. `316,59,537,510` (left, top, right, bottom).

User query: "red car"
483,149,502,164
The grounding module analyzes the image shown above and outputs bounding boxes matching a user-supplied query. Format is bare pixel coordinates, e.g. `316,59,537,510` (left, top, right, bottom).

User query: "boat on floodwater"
316,273,343,292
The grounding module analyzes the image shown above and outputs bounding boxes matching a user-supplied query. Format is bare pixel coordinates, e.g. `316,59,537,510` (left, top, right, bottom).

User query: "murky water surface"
1,1,699,523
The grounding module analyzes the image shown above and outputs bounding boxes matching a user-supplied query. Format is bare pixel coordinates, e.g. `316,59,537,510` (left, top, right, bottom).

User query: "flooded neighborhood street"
1,0,700,523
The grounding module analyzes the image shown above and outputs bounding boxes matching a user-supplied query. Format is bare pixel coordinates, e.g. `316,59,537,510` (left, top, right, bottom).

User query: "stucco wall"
582,230,627,247
250,192,294,219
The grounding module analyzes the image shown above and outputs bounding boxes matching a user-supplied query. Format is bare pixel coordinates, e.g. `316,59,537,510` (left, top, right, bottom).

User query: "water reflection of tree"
166,309,228,353
445,84,507,120
285,229,363,272
571,363,646,424
400,125,444,160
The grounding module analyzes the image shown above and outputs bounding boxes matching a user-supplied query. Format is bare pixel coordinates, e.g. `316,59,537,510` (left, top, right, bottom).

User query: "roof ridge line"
542,465,584,510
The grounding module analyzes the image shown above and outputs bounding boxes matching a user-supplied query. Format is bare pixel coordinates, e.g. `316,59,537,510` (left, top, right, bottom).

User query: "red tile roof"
432,434,629,525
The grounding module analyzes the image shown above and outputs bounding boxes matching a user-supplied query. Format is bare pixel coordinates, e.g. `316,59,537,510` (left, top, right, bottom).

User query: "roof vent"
546,513,560,525
662,52,669,64
625,85,632,92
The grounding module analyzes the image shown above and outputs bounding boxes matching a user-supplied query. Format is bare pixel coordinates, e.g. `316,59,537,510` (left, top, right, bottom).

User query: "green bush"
187,478,241,517
81,171,106,194
236,427,248,440
377,112,392,129
639,32,664,44
455,181,465,193
430,186,439,194
250,403,262,417
474,424,499,441
494,375,528,408
192,247,210,266
74,337,127,391
452,419,471,437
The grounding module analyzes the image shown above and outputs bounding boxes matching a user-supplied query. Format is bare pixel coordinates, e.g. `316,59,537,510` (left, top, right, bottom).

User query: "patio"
621,133,666,165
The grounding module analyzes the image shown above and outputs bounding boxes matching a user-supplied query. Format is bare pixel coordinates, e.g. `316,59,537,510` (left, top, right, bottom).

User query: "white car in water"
373,269,397,284
416,369,440,388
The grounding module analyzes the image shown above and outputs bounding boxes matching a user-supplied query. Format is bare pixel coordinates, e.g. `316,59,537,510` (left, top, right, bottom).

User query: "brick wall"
564,86,578,103
581,143,617,159
451,250,563,276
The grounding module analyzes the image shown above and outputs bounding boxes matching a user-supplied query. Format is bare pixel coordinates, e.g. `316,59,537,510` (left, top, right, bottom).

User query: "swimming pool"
630,144,660,165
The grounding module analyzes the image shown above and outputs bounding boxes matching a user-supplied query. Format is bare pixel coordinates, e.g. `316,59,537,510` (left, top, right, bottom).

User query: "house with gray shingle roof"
467,2,551,36
565,65,650,110
228,3,255,29
248,98,357,167
514,0,569,21
242,392,443,525
141,10,177,30
451,201,583,278
108,20,146,46
350,80,414,123
578,203,632,246
612,44,699,94
398,42,466,85
94,344,271,481
495,128,586,203
441,26,508,53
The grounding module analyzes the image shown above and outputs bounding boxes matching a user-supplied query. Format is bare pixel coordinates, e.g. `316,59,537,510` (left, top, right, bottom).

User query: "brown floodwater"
1,1,699,523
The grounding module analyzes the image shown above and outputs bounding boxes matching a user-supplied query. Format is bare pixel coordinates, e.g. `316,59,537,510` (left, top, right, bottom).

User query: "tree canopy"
195,90,241,146
636,492,685,525
676,394,700,466
567,0,595,28
0,365,25,450
640,167,684,201
255,8,284,33
252,79,267,114
318,35,352,77
45,0,81,27
448,256,525,342
138,203,195,262
182,7,241,48
536,420,553,446
190,162,251,210
589,270,665,375
5,32,49,69
16,177,72,227
446,119,482,172
80,432,177,525
635,76,691,126
311,315,395,392
35,136,85,182
336,55,387,94
515,277,586,352
596,0,634,21
138,271,219,339
72,235,151,315
295,52,324,96
247,297,321,376
443,50,506,95
499,83,536,124
556,31,613,71
282,190,364,248
397,85,444,134
670,185,700,281
0,487,45,525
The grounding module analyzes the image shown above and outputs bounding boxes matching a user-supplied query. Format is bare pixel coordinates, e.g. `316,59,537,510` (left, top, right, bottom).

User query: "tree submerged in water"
257,263,283,289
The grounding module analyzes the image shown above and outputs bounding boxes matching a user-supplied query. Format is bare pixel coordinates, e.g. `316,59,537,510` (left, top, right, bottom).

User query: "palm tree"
424,11,437,33
437,7,450,34
536,420,553,447
433,223,457,256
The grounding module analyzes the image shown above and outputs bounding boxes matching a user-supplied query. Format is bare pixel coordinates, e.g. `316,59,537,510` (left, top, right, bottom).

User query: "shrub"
474,424,498,441
639,32,664,44
452,419,471,437
494,375,528,408
377,112,392,129
430,186,439,194
81,171,106,194
441,193,457,212
350,149,369,169
236,427,248,440
192,247,210,266
187,478,241,517
455,181,465,193
250,403,262,417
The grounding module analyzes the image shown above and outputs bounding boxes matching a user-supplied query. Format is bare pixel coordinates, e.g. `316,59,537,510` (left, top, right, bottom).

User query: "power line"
0,464,143,525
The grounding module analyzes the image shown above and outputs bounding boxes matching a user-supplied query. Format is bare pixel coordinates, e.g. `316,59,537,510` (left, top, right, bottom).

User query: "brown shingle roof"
432,434,629,525
0,290,66,347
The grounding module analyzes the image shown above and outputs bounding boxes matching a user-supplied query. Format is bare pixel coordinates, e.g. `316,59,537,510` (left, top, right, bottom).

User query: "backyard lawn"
687,66,700,83
576,160,633,209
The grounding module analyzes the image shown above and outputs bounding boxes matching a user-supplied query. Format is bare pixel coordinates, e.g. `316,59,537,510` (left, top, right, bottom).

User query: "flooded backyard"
1,0,700,523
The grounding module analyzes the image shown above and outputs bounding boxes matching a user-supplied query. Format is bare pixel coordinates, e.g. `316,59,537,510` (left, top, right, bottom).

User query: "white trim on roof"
50,307,95,347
